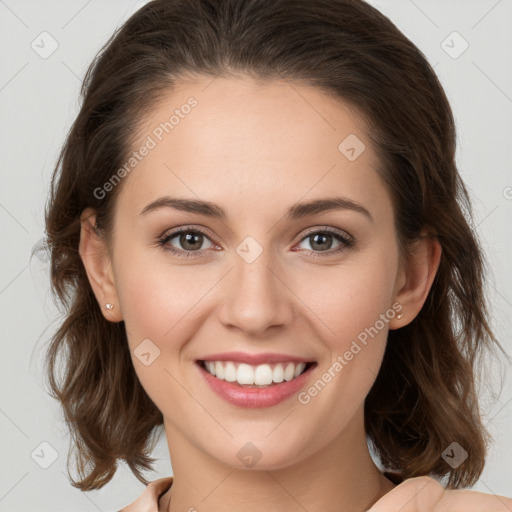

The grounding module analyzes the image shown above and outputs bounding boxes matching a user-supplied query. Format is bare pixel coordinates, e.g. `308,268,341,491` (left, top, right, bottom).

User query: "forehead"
118,76,392,224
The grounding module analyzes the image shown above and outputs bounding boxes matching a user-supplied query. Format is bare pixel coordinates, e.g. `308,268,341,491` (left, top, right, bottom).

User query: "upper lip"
198,351,315,365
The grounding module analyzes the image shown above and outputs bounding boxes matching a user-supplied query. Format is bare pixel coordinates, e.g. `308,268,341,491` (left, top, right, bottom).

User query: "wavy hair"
43,0,507,491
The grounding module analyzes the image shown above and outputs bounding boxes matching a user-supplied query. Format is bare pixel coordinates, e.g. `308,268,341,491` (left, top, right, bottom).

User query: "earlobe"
390,229,442,330
78,207,123,322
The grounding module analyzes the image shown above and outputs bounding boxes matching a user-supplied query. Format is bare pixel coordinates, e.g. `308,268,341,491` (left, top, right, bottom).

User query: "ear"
389,228,442,330
78,207,123,322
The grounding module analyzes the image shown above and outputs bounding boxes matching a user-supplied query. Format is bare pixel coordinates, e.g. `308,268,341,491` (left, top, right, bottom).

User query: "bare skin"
79,76,444,511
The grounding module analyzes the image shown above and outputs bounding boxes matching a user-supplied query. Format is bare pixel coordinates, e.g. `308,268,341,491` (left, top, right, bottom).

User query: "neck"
161,406,394,512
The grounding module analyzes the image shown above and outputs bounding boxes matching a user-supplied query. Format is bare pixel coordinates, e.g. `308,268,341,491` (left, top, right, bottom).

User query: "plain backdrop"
0,0,511,510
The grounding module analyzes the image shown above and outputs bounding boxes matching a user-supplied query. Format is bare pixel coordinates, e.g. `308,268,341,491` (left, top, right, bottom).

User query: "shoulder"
371,475,512,512
435,487,512,512
118,477,174,512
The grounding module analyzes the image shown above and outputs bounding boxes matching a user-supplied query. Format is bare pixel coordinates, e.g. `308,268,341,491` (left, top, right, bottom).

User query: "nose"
217,246,294,336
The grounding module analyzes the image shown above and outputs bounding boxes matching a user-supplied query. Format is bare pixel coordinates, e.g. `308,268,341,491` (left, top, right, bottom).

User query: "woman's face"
105,77,407,469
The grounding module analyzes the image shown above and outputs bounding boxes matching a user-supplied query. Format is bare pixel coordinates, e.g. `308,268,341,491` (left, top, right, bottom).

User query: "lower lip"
197,362,316,408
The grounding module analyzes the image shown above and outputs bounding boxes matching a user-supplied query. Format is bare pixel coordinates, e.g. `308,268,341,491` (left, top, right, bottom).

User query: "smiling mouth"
197,360,317,388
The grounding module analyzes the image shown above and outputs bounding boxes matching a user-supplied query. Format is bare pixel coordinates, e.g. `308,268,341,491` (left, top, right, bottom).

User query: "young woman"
44,0,512,510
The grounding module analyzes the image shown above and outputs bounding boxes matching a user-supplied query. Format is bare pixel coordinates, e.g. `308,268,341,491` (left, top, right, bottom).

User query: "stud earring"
105,303,114,310
396,312,404,319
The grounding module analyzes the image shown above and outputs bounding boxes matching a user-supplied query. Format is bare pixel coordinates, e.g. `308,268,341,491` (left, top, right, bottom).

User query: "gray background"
1,0,511,510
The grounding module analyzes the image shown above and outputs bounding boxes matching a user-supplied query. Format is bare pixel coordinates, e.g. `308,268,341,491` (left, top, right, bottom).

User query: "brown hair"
43,0,507,491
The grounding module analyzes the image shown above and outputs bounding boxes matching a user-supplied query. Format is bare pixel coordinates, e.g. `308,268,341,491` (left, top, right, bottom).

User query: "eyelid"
158,224,218,243
158,226,218,250
297,225,353,242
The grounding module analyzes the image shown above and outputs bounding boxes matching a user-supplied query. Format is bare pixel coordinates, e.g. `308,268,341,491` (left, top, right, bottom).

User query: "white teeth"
206,361,216,376
237,363,254,385
203,360,309,386
215,361,225,380
224,362,237,382
284,363,295,381
254,364,273,385
272,364,284,383
294,362,306,377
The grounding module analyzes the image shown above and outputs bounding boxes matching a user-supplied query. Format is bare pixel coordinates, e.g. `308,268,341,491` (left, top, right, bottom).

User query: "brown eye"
159,228,214,256
296,229,354,257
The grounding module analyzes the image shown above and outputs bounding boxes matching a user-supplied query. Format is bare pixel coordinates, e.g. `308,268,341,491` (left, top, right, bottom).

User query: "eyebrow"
140,195,373,223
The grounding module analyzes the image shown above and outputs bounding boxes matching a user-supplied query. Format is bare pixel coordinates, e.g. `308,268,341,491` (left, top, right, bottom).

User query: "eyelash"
157,226,354,259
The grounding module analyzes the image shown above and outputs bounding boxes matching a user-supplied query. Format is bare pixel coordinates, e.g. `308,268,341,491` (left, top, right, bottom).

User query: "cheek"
113,253,204,411
294,250,397,412
114,250,225,407
115,247,217,344
298,250,397,350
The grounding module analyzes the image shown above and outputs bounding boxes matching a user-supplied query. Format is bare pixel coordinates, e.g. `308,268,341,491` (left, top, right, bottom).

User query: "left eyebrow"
139,195,373,224
286,197,373,223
